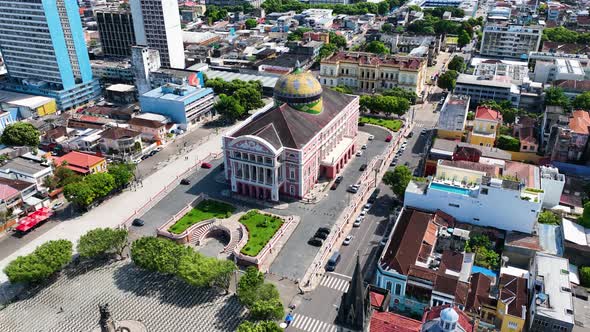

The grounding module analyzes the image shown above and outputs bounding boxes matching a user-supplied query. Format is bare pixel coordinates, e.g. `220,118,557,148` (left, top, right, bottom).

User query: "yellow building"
496,274,528,332
468,106,502,147
436,94,470,140
0,90,57,117
54,151,107,175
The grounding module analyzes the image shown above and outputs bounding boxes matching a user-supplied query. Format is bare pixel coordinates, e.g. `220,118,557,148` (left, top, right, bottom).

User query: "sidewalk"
0,130,228,284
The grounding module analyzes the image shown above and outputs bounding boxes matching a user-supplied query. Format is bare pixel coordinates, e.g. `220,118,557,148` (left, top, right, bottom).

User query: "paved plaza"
0,261,247,332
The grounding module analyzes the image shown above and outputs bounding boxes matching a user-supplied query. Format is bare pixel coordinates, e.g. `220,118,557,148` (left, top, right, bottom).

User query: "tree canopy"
1,122,40,147
319,43,338,60
107,163,135,189
382,166,412,199
537,210,561,225
447,56,466,72
580,201,590,228
425,6,465,18
207,78,264,121
497,135,520,152
364,41,390,54
360,95,410,116
237,267,284,321
382,87,418,104
437,70,458,91
544,87,570,109
458,30,471,48
381,23,394,34
4,240,72,284
465,234,499,270
245,18,258,29
573,91,590,111
542,26,590,44
77,228,128,259
131,237,192,275
215,94,246,122
329,32,347,48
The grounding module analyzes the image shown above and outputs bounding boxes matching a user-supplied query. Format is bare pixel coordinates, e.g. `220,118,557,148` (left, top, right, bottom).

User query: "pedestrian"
58,307,64,313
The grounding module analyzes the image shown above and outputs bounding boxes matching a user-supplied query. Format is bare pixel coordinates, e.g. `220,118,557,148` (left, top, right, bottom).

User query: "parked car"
201,162,212,169
361,144,367,150
347,184,360,193
353,217,363,227
358,122,365,126
52,202,64,211
364,203,373,211
407,132,414,138
343,235,353,245
314,231,328,240
132,218,145,227
420,129,427,135
359,164,367,171
141,155,150,161
149,150,158,156
335,176,343,184
355,151,363,157
379,237,388,246
390,160,397,167
404,161,410,167
368,188,380,203
368,135,375,140
132,158,141,164
331,182,339,190
385,135,392,142
308,237,323,247
317,227,331,235
180,178,191,185
325,252,341,271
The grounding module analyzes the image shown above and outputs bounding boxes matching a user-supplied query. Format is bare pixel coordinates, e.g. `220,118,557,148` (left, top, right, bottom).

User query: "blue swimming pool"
430,182,471,195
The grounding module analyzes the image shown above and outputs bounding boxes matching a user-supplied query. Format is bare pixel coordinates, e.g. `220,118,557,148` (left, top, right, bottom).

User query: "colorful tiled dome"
274,64,323,114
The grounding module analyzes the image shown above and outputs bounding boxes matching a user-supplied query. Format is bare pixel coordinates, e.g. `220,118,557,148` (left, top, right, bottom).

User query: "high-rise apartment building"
131,46,161,95
130,0,185,69
95,8,136,57
0,0,101,110
480,23,543,59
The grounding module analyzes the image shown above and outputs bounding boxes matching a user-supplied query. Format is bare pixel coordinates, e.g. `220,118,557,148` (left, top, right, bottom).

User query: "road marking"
327,272,351,279
320,275,350,293
289,314,338,332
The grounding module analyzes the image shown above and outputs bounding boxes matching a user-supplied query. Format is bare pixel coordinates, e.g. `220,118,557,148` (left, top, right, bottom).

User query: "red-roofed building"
548,110,590,162
54,151,107,175
421,305,475,332
370,311,422,332
320,51,427,96
468,106,502,147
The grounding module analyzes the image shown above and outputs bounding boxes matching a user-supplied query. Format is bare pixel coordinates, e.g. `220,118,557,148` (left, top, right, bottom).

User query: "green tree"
287,27,312,41
85,172,115,198
328,32,347,48
236,321,282,332
543,26,579,43
53,166,82,187
538,210,561,225
238,266,265,306
177,251,214,287
215,94,246,122
408,4,422,11
360,95,410,115
319,43,337,59
579,201,590,228
383,87,418,104
365,41,389,54
245,18,258,29
437,70,458,91
545,87,571,108
381,23,393,33
458,30,471,48
5,240,73,284
573,91,590,110
447,56,466,72
250,298,284,321
1,122,40,147
331,85,354,94
382,166,412,199
77,228,128,259
474,246,500,269
64,181,96,207
378,1,389,15
580,266,590,287
235,87,265,112
108,163,135,188
497,135,520,151
130,237,191,275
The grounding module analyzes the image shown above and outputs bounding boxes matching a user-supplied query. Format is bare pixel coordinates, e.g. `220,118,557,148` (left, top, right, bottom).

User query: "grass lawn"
239,210,283,257
168,199,235,234
359,116,402,132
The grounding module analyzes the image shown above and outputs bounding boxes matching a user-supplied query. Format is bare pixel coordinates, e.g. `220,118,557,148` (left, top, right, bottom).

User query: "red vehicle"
385,135,393,142
201,162,212,169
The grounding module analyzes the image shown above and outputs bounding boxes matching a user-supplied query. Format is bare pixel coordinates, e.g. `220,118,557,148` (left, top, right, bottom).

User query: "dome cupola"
273,61,323,114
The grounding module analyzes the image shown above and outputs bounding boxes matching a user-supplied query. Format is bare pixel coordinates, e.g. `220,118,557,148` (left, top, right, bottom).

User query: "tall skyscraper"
95,8,137,57
0,0,101,110
131,0,185,69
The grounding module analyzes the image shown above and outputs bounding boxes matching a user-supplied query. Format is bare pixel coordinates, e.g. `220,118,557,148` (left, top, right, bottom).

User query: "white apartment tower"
131,46,161,95
130,0,185,69
480,24,543,59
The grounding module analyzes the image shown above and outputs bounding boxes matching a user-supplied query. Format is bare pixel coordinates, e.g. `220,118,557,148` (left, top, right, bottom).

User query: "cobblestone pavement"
0,261,247,332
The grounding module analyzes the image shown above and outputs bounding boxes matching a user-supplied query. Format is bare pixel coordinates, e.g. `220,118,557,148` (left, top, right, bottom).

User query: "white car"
360,210,367,217
132,158,141,164
52,202,64,211
361,144,367,150
364,203,373,211
356,151,363,157
368,135,375,140
353,217,363,227
343,235,354,245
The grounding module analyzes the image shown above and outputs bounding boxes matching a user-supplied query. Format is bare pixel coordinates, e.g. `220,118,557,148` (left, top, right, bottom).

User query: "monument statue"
98,304,116,332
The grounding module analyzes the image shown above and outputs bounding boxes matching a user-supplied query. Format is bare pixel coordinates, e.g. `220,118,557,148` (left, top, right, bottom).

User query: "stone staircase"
223,226,243,254
189,221,215,246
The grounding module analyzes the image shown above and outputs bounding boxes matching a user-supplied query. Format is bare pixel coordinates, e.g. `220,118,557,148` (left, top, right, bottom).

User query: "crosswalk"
288,313,338,332
319,274,350,293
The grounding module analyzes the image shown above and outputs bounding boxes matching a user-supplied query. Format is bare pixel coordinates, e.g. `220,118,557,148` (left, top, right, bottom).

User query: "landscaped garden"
359,116,402,132
168,199,235,234
239,211,284,257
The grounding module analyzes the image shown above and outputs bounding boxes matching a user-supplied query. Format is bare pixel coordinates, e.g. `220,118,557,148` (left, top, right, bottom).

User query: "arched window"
386,281,392,292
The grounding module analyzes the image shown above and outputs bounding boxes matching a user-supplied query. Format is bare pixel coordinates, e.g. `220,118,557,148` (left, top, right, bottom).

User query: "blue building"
0,0,101,110
139,83,215,129
375,208,473,316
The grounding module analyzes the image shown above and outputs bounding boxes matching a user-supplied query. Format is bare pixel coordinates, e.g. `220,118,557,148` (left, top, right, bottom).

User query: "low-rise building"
539,165,565,208
404,160,543,233
533,58,585,84
320,51,427,96
436,94,470,140
0,157,53,191
90,59,135,84
0,90,57,120
54,151,107,175
376,208,473,315
139,83,215,130
467,106,502,147
99,127,142,154
105,84,136,104
528,253,574,332
454,74,519,108
128,114,169,142
546,110,590,162
497,274,528,332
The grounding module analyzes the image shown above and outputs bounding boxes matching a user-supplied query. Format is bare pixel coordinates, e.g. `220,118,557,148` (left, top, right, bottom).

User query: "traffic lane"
290,283,342,328
268,126,391,280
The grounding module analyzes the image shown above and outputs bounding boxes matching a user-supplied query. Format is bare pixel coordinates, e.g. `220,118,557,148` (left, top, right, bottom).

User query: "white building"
533,59,586,84
454,74,520,108
131,46,161,95
131,0,185,69
0,157,53,191
404,160,543,233
539,166,565,208
480,24,543,59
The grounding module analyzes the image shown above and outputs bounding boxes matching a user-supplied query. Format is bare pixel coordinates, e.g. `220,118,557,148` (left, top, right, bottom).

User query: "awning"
15,207,53,232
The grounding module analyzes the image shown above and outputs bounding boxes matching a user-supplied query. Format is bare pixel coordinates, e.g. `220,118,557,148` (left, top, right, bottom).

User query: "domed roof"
274,67,322,103
440,307,459,323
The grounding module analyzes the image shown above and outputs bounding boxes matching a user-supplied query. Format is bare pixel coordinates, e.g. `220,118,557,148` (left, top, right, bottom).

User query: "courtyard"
0,260,247,332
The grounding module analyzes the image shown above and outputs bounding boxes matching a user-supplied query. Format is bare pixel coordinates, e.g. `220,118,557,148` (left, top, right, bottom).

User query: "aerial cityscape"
0,0,589,331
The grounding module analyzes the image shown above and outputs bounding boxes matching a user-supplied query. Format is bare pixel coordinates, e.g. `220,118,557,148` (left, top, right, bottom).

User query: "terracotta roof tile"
100,127,141,140
54,151,105,169
475,106,501,122
370,311,422,332
323,51,426,71
569,110,590,134
466,273,494,313
499,274,528,318
128,117,166,129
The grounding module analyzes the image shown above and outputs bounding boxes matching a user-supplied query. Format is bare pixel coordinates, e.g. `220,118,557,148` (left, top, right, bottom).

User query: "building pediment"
231,137,275,155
